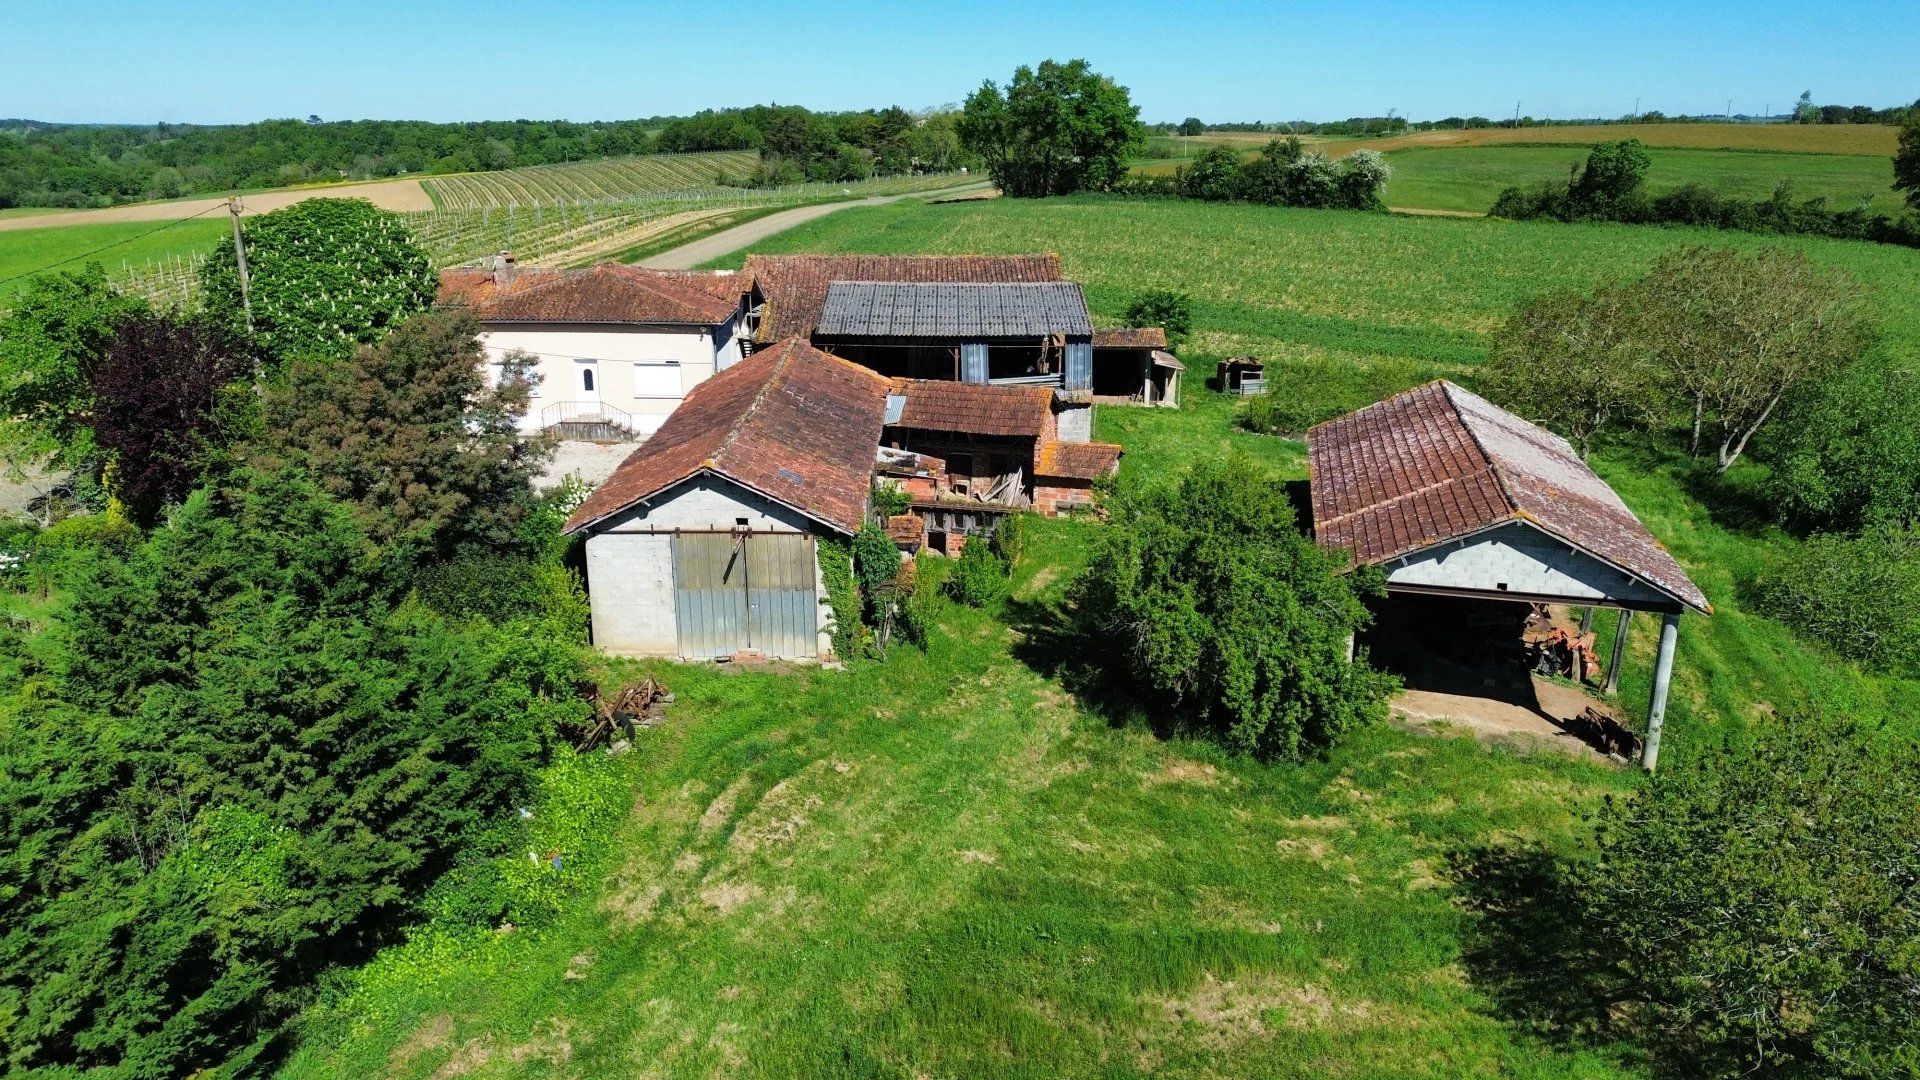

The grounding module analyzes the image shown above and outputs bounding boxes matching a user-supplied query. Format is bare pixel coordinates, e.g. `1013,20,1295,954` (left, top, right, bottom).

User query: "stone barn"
563,339,889,660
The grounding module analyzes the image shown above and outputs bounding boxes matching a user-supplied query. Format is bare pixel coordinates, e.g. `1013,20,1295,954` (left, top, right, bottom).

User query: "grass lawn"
0,218,229,302
276,197,1919,1076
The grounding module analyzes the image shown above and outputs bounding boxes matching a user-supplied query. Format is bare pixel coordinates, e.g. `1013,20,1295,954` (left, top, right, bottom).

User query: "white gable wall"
1385,520,1675,609
581,474,835,658
482,312,742,436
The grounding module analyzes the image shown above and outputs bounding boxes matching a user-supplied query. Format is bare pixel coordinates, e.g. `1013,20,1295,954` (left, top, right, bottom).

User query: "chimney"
493,250,516,288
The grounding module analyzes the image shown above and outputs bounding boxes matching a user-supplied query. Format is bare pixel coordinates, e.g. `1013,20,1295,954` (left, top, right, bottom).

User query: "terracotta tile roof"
819,281,1093,339
1308,380,1709,613
742,253,1064,341
1092,327,1167,349
564,338,890,537
437,264,741,326
436,266,564,307
1036,440,1123,481
886,378,1055,438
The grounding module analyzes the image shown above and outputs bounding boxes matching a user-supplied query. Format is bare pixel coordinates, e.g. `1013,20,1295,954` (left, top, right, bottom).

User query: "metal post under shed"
1604,609,1629,695
1640,611,1681,772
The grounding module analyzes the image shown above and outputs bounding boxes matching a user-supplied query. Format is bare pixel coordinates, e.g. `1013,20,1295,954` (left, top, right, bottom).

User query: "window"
581,367,596,393
633,360,682,399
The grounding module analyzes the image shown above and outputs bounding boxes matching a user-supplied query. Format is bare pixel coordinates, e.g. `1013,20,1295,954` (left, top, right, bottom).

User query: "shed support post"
1579,606,1594,633
1640,612,1680,772
1604,609,1629,695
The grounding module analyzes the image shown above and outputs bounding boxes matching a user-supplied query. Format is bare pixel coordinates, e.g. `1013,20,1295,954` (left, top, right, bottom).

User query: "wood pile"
573,676,673,752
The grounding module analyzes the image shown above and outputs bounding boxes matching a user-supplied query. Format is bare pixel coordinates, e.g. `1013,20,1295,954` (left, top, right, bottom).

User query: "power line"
0,203,227,288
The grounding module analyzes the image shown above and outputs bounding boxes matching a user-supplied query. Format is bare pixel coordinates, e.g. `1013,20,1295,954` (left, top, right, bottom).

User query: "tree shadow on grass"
1000,593,1170,738
1449,844,1635,1056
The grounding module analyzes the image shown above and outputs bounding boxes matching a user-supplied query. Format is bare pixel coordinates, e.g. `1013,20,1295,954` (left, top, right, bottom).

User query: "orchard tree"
1637,246,1868,470
83,309,257,525
1178,117,1205,137
1763,359,1920,531
1582,713,1920,1077
1076,456,1396,760
1485,283,1658,459
959,59,1145,197
199,197,436,362
252,308,547,552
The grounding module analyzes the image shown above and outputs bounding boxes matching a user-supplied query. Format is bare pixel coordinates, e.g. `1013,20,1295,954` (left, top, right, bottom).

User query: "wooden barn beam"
1604,609,1630,695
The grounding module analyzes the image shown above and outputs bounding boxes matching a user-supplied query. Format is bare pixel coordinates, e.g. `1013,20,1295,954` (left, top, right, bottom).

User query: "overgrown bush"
1122,289,1192,344
989,511,1029,569
1748,525,1920,675
818,536,866,661
870,481,912,519
1075,455,1396,759
1581,713,1920,1077
946,535,1010,607
1760,359,1920,532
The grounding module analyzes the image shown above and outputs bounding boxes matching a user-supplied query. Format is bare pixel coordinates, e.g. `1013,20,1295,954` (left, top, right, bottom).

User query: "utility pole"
1726,98,1733,120
227,196,253,333
1633,96,1640,119
1513,100,1521,127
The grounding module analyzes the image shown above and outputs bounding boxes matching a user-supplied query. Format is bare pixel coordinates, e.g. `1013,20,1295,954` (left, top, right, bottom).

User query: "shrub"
414,548,547,622
989,512,1029,570
1748,525,1920,675
945,536,1009,607
1760,359,1920,532
870,481,912,520
1123,289,1193,344
817,536,865,661
1075,455,1396,759
899,555,946,647
1581,714,1920,1077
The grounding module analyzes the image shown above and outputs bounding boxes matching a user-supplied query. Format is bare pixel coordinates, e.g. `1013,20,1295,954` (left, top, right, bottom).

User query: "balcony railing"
540,400,638,440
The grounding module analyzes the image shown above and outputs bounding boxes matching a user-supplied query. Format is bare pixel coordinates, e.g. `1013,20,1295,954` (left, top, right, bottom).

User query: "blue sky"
7,0,1916,125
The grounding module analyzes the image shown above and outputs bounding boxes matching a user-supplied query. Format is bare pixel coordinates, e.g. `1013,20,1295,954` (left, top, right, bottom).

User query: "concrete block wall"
1387,521,1673,606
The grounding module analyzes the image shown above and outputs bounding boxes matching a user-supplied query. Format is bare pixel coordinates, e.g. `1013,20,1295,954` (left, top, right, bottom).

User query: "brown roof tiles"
887,379,1056,438
564,338,890,536
437,264,743,326
1036,440,1123,481
1308,380,1709,613
1092,327,1167,349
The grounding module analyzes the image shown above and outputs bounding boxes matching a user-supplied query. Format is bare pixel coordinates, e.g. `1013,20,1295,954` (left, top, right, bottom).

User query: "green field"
0,218,230,302
1385,145,1900,214
1136,122,1907,214
277,198,1920,1077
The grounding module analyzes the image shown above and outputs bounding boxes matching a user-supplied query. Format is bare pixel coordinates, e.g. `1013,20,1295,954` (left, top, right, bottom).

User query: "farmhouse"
562,338,889,660
438,256,752,438
741,253,1175,407
1309,380,1710,769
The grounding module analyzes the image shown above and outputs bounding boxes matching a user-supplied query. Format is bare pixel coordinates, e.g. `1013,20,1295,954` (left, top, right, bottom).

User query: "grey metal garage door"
672,532,817,659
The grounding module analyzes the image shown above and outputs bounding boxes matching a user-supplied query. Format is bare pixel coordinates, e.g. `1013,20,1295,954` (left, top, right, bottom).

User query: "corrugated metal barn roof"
817,281,1094,339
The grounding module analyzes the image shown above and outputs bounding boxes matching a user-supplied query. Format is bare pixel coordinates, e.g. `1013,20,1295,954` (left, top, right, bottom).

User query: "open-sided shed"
1309,380,1710,769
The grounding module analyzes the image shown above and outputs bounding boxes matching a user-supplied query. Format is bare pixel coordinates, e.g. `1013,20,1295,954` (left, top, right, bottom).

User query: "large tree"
959,59,1144,197
199,197,437,363
1636,246,1868,471
1582,714,1920,1077
1484,283,1659,459
1896,113,1920,210
1076,456,1396,760
83,309,257,525
0,469,579,1075
251,308,546,552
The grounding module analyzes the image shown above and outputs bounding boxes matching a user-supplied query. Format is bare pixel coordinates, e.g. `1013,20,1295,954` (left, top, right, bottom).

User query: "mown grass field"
0,217,230,302
277,198,1920,1076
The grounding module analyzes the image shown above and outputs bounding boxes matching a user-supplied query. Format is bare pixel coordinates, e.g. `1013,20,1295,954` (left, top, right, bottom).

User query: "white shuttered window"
633,361,681,399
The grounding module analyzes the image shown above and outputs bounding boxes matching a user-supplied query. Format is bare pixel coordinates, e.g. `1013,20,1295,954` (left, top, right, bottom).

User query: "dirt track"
636,182,988,269
0,178,434,232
